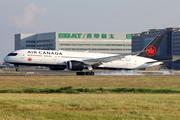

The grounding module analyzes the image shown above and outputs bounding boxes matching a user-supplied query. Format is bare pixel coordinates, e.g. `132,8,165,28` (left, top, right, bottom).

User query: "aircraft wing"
83,51,142,65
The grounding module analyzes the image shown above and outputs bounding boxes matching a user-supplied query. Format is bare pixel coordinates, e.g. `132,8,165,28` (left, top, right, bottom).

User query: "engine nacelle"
67,60,85,71
49,65,66,70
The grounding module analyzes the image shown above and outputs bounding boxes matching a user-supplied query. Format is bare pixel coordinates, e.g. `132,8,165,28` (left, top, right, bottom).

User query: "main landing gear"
75,66,95,75
76,71,95,75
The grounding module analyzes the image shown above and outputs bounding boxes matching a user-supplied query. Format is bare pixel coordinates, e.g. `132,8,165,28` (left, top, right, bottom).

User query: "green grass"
0,76,180,90
0,75,180,119
1,86,180,94
0,93,180,120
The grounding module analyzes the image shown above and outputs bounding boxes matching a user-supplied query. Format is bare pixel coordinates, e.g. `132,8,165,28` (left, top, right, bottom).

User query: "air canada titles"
27,50,63,55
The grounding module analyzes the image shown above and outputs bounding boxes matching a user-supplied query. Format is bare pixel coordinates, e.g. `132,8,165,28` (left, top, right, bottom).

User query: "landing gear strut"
76,71,95,75
15,65,19,72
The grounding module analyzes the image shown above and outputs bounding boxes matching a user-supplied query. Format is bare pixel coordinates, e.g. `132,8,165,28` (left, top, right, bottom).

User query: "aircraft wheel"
86,72,95,75
76,72,85,75
86,72,90,75
16,68,19,72
76,72,95,75
15,65,19,72
90,72,95,75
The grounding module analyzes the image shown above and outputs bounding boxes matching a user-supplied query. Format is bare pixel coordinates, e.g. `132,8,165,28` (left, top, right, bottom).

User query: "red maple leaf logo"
27,57,32,61
146,45,156,57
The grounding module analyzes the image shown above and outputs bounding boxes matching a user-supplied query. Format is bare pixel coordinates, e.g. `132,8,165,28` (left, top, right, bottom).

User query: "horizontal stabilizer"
145,60,171,64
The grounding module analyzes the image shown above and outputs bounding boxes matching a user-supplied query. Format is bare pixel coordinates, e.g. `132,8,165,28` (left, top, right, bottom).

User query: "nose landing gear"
15,65,19,72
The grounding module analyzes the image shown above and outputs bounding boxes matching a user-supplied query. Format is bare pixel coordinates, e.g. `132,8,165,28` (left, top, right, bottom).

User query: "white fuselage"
4,49,162,70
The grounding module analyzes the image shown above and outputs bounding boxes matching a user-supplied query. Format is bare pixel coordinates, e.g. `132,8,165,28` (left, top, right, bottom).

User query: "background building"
15,32,132,54
132,27,180,69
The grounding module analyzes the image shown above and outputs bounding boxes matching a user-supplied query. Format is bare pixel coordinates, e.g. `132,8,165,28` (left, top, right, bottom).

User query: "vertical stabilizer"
138,34,164,58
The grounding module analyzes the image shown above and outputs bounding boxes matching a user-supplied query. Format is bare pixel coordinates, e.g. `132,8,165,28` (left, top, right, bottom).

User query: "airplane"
4,34,164,75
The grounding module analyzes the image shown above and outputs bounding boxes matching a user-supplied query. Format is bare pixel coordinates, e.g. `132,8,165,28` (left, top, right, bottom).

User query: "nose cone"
3,56,9,63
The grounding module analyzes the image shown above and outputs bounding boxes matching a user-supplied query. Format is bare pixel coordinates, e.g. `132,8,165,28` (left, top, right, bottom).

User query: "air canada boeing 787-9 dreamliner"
4,34,164,75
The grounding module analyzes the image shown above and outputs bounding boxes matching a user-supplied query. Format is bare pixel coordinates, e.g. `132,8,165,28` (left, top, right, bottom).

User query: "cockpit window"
7,53,18,56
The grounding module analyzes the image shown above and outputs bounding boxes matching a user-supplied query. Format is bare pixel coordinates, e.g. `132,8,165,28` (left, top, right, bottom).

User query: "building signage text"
59,33,115,39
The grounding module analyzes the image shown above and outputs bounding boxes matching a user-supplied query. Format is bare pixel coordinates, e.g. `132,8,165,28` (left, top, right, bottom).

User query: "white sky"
0,0,180,61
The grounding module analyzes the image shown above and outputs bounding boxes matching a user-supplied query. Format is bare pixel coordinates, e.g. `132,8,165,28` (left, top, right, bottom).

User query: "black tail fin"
138,34,164,58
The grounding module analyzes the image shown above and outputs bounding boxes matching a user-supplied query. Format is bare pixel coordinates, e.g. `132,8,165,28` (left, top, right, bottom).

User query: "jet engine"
66,60,85,71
